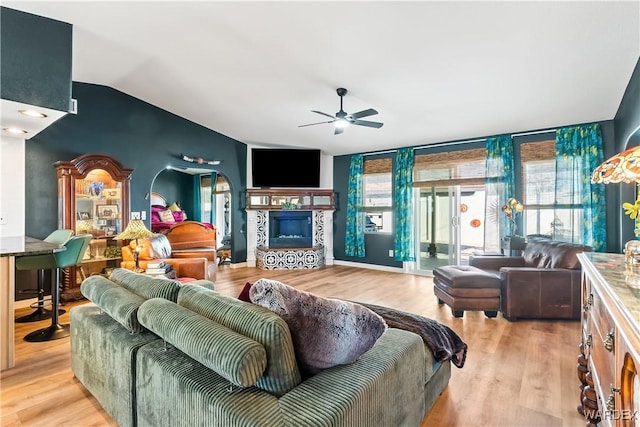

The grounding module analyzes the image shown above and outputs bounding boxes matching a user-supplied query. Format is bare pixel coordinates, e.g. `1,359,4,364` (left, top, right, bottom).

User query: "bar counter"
1,236,65,370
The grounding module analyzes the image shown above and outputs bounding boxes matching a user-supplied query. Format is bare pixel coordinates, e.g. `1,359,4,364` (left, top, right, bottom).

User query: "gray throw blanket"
355,302,468,368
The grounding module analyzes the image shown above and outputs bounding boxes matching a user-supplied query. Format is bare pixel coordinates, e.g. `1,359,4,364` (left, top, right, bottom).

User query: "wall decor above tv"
251,148,321,188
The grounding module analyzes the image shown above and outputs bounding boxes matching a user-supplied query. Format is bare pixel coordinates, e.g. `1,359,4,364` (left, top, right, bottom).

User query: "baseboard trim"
333,260,404,273
229,262,247,269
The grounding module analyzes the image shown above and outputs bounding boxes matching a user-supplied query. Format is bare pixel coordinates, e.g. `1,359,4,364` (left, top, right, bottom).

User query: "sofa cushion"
249,278,387,375
80,275,146,332
138,298,267,387
109,268,182,301
177,285,301,396
523,240,592,269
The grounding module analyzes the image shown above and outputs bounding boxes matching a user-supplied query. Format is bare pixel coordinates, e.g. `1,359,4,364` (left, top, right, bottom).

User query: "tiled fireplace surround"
246,209,334,269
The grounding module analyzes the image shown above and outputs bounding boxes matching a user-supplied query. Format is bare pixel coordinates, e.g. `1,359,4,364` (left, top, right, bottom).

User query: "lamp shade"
591,145,640,184
114,219,154,240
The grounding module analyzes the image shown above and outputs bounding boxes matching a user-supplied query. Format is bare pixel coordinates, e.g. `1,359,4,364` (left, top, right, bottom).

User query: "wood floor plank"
1,265,586,426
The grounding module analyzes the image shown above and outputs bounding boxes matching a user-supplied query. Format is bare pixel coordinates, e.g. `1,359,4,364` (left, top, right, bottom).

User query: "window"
200,175,213,222
363,158,392,233
520,139,583,242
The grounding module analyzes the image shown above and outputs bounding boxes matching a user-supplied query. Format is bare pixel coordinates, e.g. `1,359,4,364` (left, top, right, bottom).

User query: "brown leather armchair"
469,240,593,320
120,234,216,281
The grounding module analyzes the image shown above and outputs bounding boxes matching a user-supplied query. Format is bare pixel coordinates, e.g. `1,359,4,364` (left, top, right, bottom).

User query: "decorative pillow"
158,209,175,223
238,282,253,302
135,235,172,260
167,202,181,212
249,278,387,374
171,210,185,222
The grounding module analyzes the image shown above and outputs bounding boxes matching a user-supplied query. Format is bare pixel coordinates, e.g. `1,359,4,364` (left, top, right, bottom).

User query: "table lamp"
591,145,640,264
114,219,155,272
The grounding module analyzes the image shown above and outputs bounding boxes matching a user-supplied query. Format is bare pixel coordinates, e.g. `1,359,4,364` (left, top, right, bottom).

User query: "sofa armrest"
500,267,582,319
278,328,427,427
469,255,525,271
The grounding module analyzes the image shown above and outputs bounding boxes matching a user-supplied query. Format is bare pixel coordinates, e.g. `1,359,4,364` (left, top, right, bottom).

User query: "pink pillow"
172,210,185,222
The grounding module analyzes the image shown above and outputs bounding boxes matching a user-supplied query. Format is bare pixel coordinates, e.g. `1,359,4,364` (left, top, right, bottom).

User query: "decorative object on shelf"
114,219,155,272
103,188,121,199
76,218,93,234
88,181,104,198
180,153,221,166
502,197,524,235
281,201,300,210
97,204,119,219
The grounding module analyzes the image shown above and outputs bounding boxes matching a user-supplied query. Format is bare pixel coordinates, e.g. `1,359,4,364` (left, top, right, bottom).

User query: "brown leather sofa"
120,234,216,281
469,239,593,320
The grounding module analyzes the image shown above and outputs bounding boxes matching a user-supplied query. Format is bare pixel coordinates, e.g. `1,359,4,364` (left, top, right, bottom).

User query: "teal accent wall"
0,7,72,111
614,57,640,248
25,82,247,263
152,170,194,218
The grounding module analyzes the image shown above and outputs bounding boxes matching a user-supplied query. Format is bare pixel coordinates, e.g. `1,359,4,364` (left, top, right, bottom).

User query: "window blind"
414,148,486,187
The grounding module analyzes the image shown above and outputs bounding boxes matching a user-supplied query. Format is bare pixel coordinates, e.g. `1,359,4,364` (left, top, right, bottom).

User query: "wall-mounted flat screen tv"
251,148,321,188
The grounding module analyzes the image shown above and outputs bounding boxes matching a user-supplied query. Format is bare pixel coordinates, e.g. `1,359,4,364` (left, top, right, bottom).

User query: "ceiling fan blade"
299,120,334,128
352,119,384,129
349,108,378,120
334,126,344,135
311,110,336,120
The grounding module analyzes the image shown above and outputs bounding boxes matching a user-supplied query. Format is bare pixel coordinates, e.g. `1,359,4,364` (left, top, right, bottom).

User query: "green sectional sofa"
70,269,451,427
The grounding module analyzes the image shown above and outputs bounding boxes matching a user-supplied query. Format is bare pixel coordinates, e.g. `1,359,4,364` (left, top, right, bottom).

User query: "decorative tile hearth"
246,208,334,269
256,246,325,270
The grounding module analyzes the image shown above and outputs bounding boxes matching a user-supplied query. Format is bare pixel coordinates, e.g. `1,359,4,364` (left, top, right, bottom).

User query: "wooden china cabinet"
55,154,132,291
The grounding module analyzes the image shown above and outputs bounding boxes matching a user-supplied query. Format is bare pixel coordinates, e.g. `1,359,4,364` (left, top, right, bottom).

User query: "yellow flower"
623,197,640,220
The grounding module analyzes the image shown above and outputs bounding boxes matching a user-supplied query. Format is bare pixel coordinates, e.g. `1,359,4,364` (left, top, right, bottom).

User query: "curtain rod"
362,128,557,157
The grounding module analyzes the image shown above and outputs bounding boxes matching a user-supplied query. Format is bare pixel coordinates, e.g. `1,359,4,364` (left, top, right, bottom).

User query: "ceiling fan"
299,88,383,135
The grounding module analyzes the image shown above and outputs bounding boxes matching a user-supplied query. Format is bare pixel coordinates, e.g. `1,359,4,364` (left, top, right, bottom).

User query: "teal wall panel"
1,7,72,111
25,82,247,263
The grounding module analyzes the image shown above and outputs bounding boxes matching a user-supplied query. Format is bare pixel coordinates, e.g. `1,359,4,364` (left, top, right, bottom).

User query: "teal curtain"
555,124,606,251
210,172,218,225
484,135,515,251
345,154,365,257
192,175,202,222
393,148,415,261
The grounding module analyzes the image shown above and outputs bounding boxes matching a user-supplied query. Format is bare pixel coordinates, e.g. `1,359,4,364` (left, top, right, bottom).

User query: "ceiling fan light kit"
299,88,383,135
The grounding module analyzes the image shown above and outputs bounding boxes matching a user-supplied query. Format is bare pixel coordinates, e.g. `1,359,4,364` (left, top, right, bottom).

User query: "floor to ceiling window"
412,147,486,273
363,157,393,234
520,139,583,242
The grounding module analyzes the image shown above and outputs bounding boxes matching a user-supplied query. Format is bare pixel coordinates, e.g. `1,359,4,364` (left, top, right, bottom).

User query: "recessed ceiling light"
19,109,47,118
3,127,28,134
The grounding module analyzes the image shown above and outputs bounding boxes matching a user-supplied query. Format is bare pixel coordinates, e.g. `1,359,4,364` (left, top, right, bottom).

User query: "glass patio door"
414,185,486,274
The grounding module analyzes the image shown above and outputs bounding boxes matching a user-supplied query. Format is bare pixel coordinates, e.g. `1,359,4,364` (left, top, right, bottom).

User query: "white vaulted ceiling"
4,1,639,155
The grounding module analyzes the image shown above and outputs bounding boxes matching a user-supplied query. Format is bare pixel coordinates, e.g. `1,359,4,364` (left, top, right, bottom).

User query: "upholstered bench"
432,265,501,318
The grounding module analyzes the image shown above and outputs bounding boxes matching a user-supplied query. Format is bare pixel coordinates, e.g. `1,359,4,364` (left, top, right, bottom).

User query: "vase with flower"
622,196,640,265
502,197,524,236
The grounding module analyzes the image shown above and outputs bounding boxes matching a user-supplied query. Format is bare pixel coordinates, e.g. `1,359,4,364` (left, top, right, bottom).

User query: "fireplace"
269,211,312,248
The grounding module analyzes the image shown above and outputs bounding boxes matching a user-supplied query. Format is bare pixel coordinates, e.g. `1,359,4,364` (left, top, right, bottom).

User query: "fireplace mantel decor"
246,189,334,211
246,189,335,269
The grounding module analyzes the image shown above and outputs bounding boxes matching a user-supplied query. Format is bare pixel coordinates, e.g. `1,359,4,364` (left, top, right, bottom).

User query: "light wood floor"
1,264,585,427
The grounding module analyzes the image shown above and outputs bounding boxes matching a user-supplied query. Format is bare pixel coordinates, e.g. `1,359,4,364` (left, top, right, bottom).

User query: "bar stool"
19,234,92,342
15,229,74,323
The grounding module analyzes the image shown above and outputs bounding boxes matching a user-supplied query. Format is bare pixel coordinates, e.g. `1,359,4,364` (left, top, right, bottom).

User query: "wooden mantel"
245,189,335,211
